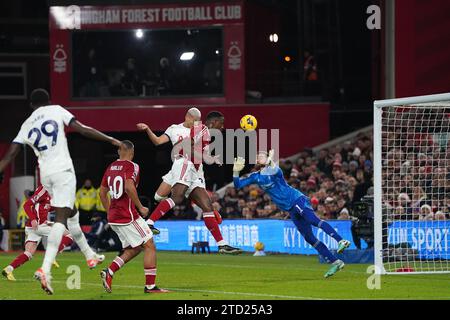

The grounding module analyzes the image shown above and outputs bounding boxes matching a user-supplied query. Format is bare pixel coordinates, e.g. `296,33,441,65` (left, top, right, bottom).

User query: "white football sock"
42,222,66,274
67,212,96,260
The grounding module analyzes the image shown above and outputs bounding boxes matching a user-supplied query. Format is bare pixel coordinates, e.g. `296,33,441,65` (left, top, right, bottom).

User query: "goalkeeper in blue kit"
233,151,351,278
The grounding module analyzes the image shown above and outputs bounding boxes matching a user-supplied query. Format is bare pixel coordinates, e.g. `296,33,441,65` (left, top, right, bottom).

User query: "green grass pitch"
0,251,449,300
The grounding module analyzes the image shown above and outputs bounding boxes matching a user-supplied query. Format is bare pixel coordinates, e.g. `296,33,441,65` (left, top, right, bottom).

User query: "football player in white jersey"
0,88,121,294
137,108,242,254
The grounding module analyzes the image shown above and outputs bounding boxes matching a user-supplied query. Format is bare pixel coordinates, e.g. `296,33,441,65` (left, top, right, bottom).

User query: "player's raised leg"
147,182,187,229
67,209,104,268
289,209,345,278
189,187,242,254
296,200,351,254
147,181,172,234
154,181,171,203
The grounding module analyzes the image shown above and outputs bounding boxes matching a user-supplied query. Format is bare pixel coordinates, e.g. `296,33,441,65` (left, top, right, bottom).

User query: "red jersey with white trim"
190,123,211,170
23,185,53,227
101,159,140,225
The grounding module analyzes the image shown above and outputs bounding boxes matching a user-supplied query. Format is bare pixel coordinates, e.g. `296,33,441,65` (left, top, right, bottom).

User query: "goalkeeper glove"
233,157,245,176
267,149,276,168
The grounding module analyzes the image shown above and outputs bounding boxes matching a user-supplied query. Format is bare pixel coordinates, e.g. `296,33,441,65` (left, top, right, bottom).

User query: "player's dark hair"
206,111,224,121
30,88,50,107
121,140,134,150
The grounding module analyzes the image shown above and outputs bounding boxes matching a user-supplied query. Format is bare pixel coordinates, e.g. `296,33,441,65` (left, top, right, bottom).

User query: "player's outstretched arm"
99,186,110,213
136,123,169,146
70,120,121,146
124,178,148,217
0,143,21,177
232,157,257,189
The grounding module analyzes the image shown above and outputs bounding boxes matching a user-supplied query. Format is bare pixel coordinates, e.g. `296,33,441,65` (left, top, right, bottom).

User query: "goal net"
374,93,450,274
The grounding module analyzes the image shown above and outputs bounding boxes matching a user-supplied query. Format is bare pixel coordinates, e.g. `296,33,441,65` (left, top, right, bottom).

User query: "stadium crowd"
381,111,450,223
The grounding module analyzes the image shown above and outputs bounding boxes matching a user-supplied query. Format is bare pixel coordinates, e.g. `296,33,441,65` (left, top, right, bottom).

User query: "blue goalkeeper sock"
314,240,338,263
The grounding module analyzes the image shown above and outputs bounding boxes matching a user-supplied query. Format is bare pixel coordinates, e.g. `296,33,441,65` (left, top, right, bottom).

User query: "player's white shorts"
110,217,153,249
40,168,76,209
162,157,205,197
25,224,52,245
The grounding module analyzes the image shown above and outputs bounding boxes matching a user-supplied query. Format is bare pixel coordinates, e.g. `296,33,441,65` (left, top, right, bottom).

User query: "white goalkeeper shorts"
40,168,76,209
162,157,205,197
110,217,153,249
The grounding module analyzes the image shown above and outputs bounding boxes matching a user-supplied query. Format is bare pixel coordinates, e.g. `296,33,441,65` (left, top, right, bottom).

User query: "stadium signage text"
152,220,359,254
51,4,243,29
388,221,450,259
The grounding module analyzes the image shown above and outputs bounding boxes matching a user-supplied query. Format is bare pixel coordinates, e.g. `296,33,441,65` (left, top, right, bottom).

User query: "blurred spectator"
324,197,339,219
16,190,33,229
419,204,433,221
434,211,447,221
157,57,171,93
121,58,142,96
337,208,350,220
95,223,122,252
303,50,319,96
95,186,108,220
76,179,97,226
86,213,107,250
79,48,104,97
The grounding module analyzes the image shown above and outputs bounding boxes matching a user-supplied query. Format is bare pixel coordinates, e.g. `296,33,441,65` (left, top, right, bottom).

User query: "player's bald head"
187,107,201,121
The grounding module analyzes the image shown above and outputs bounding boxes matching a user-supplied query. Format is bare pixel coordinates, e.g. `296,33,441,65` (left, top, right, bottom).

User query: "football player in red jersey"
99,140,168,293
2,186,73,281
139,109,241,254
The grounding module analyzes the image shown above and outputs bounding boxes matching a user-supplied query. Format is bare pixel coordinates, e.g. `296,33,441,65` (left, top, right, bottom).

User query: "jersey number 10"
107,176,124,199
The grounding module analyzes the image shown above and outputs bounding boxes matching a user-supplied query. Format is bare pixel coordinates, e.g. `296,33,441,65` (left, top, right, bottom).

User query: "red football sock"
149,198,175,223
144,267,157,287
203,212,224,243
58,235,73,253
9,251,32,270
108,256,125,275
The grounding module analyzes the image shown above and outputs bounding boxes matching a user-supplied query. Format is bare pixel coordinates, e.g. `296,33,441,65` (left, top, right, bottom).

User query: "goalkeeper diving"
233,151,351,278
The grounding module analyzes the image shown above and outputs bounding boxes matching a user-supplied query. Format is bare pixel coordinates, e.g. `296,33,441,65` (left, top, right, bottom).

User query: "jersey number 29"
28,120,59,151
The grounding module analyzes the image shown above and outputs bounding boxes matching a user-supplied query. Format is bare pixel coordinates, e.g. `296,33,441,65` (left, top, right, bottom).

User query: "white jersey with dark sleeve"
13,105,76,178
163,123,191,146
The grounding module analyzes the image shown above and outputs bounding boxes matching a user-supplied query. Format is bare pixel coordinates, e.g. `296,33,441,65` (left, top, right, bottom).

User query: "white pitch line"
7,279,450,300
0,255,368,274
10,278,324,300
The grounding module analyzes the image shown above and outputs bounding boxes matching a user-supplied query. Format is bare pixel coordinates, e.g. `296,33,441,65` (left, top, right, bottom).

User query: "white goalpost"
374,93,450,274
